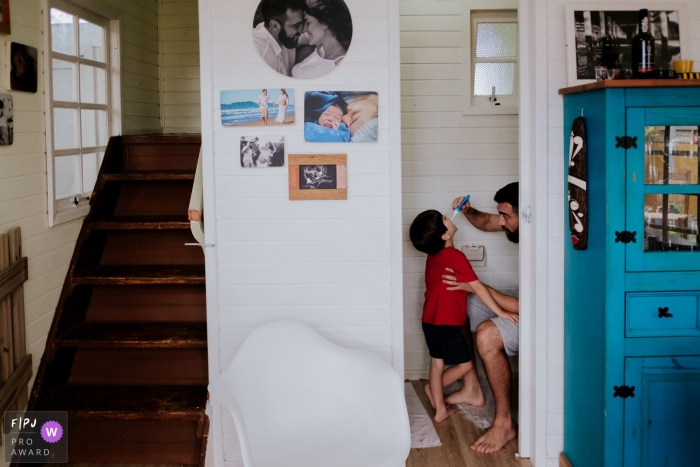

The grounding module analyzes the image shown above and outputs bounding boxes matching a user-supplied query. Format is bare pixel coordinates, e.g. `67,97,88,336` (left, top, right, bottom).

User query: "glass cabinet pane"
644,194,699,251
645,126,699,185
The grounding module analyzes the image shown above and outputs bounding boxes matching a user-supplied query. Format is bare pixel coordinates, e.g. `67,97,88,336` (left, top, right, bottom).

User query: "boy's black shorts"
422,323,471,366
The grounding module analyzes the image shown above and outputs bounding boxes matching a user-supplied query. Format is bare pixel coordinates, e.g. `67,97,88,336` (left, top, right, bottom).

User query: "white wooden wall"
400,0,519,380
197,0,403,465
160,0,201,133
542,1,700,465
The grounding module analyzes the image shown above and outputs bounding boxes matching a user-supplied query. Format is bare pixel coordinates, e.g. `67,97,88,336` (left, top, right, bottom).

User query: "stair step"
102,171,195,181
72,265,205,285
122,135,202,145
90,216,191,230
41,385,207,421
55,322,207,349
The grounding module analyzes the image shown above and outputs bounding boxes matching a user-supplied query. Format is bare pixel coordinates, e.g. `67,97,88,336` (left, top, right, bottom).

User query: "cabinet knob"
658,307,674,318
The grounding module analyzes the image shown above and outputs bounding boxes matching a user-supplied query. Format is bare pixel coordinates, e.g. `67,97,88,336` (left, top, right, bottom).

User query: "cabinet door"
624,357,700,467
626,108,700,271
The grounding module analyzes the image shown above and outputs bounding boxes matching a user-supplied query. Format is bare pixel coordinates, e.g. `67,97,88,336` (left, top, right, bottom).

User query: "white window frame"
43,0,122,226
461,0,519,115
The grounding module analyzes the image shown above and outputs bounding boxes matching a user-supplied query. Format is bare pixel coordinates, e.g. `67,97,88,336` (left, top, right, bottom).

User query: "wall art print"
304,91,378,143
0,0,10,35
0,93,13,145
252,0,353,79
5,42,37,93
288,154,347,200
568,116,588,250
241,135,285,168
220,89,295,127
564,3,689,86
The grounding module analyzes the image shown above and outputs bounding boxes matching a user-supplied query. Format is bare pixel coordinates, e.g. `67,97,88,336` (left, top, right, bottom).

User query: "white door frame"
518,0,549,463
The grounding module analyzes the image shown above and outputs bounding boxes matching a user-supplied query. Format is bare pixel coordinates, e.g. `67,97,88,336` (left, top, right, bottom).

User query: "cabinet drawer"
626,293,700,337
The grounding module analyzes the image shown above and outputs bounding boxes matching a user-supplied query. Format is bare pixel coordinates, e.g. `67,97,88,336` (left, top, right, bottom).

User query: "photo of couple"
304,91,378,143
220,89,295,127
252,0,352,79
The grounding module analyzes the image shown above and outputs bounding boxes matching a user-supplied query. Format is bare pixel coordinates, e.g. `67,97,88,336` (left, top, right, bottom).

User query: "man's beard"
503,226,519,244
278,27,300,49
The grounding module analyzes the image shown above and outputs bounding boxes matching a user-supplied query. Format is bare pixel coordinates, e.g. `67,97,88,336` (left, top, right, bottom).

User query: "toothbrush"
451,195,471,220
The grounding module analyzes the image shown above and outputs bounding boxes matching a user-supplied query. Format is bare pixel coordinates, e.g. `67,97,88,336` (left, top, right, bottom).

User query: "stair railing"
188,149,205,245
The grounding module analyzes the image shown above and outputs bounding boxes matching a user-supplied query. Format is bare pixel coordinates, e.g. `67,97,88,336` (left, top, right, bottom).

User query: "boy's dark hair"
257,0,306,28
494,182,519,213
409,210,447,255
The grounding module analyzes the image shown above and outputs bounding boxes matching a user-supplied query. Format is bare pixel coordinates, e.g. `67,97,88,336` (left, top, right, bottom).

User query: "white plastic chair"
209,320,411,467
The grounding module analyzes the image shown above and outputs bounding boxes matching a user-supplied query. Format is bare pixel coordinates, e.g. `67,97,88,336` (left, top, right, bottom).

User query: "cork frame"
288,154,347,200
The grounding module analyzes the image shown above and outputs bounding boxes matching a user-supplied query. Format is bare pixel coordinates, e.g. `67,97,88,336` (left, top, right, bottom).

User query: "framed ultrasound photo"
288,154,347,200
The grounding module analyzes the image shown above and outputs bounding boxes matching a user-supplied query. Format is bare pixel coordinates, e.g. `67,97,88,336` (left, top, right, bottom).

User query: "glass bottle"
631,9,655,78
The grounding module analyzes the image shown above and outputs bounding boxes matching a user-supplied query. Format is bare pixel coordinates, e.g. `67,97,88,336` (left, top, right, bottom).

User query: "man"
256,90,275,126
443,181,520,454
252,0,306,77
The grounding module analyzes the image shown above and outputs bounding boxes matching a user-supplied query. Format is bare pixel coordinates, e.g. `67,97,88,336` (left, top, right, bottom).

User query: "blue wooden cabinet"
562,83,700,467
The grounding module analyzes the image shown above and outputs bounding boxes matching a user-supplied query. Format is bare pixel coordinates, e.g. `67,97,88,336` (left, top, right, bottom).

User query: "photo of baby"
304,91,378,143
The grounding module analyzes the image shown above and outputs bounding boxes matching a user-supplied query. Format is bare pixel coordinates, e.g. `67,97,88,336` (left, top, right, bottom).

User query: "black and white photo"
252,0,353,79
299,165,337,189
5,42,37,93
0,93,12,145
565,4,688,85
240,135,285,168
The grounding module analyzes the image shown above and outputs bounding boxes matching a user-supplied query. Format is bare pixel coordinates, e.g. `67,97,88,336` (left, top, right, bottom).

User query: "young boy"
409,209,518,422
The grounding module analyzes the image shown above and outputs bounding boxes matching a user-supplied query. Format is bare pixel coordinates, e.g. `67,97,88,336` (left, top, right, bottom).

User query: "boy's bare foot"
445,383,485,407
433,406,455,423
424,384,435,409
470,421,517,453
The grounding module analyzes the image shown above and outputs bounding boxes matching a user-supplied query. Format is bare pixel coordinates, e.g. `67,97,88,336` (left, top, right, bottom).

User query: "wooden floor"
406,381,532,467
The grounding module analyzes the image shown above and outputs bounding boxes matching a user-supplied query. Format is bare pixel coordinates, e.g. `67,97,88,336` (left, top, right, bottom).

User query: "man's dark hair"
305,0,353,50
262,89,267,93
409,210,447,255
257,0,306,28
494,182,519,213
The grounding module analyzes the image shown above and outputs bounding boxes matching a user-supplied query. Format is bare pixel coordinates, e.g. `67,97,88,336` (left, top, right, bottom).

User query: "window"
46,1,118,226
461,2,518,115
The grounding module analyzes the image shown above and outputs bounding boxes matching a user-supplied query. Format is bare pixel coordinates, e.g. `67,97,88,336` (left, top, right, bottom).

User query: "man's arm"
442,268,519,314
451,197,501,232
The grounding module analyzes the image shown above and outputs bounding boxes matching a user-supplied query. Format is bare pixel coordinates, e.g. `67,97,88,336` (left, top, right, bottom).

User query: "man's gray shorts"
467,287,519,356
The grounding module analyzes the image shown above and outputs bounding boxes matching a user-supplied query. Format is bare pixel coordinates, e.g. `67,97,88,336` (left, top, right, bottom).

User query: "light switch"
460,243,486,267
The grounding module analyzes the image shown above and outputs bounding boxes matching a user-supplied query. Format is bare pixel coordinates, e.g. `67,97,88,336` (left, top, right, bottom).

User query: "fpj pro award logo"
4,411,67,463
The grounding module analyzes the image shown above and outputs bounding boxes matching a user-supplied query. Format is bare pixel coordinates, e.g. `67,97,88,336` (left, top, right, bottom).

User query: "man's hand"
442,267,473,292
451,197,471,213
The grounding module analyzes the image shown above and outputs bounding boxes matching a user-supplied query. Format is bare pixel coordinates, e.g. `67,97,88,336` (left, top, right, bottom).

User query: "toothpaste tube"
451,195,471,220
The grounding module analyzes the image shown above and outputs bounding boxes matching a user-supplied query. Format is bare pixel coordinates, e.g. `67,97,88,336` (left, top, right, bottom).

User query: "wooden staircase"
27,135,208,465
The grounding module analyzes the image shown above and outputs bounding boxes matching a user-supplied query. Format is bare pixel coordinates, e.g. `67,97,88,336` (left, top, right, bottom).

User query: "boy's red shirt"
422,246,478,326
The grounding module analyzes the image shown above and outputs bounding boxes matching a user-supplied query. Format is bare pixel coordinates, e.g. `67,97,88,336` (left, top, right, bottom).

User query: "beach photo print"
304,91,378,143
288,154,347,200
240,135,285,168
220,89,295,127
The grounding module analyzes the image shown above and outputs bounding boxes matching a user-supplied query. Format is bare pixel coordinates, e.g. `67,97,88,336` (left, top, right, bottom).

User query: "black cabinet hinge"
614,385,635,398
615,136,638,149
615,231,637,243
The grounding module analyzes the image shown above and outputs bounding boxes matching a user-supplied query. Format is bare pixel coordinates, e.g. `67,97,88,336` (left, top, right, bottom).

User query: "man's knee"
476,320,504,353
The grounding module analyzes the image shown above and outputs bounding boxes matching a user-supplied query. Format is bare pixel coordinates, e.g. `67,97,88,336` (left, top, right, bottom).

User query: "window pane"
53,108,78,150
51,9,75,55
79,19,104,62
52,59,76,102
81,109,108,147
81,152,103,193
645,126,699,185
476,23,518,58
474,62,515,96
644,194,699,251
80,65,106,104
55,155,80,199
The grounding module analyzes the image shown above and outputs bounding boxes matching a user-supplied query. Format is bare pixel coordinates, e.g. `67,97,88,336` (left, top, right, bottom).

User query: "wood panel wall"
160,0,201,134
400,0,519,379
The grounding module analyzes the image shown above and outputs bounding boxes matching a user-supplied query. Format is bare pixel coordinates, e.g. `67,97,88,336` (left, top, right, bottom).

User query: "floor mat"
445,379,519,430
404,382,441,448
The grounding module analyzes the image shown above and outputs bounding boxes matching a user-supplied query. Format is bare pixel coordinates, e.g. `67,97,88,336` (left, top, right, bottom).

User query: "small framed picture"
240,135,285,168
288,154,347,200
5,42,38,93
0,93,12,145
0,0,10,35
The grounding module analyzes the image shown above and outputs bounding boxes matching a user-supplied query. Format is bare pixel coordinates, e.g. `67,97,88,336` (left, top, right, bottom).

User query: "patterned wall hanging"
568,116,588,250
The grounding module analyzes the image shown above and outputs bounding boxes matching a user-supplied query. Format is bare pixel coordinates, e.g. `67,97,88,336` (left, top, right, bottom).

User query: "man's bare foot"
445,384,485,407
424,384,435,409
433,406,455,423
470,421,517,453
